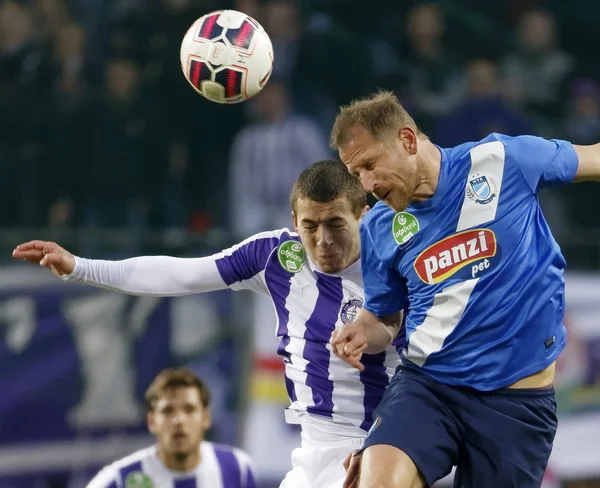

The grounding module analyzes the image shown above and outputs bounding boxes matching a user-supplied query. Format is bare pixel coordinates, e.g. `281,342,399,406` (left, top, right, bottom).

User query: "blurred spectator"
434,58,531,147
74,56,162,237
0,0,55,226
229,79,330,237
502,8,575,135
565,78,600,145
397,3,465,133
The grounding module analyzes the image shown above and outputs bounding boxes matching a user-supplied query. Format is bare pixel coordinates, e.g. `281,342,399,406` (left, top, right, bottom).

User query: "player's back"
361,133,579,390
86,442,255,488
215,228,401,432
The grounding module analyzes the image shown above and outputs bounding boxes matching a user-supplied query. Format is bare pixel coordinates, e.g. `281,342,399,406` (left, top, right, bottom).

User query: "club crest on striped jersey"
414,229,497,284
466,174,497,205
392,212,419,245
341,298,363,324
277,240,306,273
125,472,153,488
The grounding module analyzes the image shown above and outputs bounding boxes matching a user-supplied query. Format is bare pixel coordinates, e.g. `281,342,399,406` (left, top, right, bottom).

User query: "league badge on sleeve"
466,174,497,205
277,240,306,273
125,472,153,488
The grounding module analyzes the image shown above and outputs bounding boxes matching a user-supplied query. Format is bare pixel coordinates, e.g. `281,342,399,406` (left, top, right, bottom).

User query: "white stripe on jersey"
456,140,506,232
406,279,479,366
86,442,255,488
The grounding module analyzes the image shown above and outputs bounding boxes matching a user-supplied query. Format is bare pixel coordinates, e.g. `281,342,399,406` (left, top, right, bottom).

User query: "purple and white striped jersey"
215,228,401,431
86,442,255,488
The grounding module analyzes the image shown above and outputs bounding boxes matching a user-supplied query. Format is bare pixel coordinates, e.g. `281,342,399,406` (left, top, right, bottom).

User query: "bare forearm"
356,308,402,354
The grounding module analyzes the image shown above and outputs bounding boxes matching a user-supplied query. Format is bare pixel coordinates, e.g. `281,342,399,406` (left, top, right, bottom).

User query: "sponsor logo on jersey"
414,229,497,284
278,240,306,273
466,174,497,205
392,212,420,245
126,472,153,488
341,298,363,324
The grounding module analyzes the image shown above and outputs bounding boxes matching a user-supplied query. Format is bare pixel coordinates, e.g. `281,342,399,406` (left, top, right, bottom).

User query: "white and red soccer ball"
180,10,274,104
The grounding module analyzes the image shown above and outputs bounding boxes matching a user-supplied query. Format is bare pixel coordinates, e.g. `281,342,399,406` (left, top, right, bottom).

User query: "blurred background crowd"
2,1,600,487
3,0,600,263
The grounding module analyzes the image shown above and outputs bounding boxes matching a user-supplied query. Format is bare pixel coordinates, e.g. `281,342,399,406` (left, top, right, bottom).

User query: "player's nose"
359,171,378,194
317,227,333,248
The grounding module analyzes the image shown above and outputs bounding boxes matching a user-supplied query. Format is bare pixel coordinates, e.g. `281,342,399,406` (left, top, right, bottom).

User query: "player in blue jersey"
87,368,255,488
329,90,600,488
13,161,402,488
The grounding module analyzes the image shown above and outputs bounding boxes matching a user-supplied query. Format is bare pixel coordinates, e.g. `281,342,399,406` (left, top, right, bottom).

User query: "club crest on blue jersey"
341,298,363,324
466,174,497,205
125,472,153,488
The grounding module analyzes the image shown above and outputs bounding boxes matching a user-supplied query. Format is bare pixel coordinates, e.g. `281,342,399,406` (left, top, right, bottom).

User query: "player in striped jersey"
13,160,402,488
87,368,255,488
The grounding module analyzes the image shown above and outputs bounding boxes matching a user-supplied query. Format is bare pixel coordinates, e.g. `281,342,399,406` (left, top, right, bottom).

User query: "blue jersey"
361,133,579,390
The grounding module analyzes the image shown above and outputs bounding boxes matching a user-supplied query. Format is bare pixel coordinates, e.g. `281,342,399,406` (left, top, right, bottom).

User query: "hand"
330,322,368,371
343,449,362,488
12,240,75,277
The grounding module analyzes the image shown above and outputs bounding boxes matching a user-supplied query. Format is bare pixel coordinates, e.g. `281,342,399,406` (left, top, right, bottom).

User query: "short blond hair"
330,90,422,149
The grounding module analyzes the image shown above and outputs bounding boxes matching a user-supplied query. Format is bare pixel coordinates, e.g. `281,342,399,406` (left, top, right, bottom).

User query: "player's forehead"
339,126,379,168
154,386,202,409
296,196,354,222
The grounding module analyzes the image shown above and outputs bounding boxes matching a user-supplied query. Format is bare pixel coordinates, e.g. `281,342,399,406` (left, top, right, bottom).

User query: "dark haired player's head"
290,160,368,274
145,368,211,471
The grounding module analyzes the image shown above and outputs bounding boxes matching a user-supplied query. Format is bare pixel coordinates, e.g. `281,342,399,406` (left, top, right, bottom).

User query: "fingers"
13,240,50,252
343,450,362,488
330,327,367,371
12,249,44,262
39,252,62,267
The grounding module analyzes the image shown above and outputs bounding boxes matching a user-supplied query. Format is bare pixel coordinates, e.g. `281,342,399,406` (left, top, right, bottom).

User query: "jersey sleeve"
214,230,283,293
360,224,408,317
506,135,579,192
85,466,118,488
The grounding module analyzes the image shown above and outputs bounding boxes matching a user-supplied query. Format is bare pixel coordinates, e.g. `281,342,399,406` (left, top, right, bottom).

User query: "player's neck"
158,446,201,472
413,138,442,201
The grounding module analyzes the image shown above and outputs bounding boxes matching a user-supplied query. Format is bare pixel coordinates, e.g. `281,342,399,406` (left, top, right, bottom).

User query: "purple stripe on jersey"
214,445,242,488
277,336,297,402
215,236,280,285
265,233,299,402
304,272,343,417
174,478,197,488
359,351,389,431
118,461,142,485
246,464,257,488
107,481,118,488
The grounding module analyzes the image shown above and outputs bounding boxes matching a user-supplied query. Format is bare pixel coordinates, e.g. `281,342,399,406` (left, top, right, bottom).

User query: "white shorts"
279,421,365,488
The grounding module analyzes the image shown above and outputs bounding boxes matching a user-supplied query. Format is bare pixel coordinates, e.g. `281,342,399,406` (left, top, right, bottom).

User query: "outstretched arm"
573,144,600,182
13,240,227,297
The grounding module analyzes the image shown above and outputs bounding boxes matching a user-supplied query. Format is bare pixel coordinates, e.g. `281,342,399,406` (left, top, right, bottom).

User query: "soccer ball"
180,10,274,104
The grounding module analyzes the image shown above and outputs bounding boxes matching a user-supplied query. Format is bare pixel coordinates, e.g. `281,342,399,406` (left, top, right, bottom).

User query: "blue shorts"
362,366,557,487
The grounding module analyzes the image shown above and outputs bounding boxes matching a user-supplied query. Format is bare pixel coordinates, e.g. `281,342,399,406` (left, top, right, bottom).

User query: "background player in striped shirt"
87,368,255,488
13,160,402,488
330,91,600,488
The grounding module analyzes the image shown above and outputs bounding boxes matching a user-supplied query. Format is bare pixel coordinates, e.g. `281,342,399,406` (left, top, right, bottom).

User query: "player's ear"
147,411,157,435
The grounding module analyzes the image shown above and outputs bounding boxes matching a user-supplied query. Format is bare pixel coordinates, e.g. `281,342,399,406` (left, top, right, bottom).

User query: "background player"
87,368,255,488
329,90,600,488
13,160,402,488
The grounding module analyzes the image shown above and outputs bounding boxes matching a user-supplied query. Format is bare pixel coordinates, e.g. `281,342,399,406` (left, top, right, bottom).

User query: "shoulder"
88,446,154,487
109,445,154,471
206,441,254,467
361,201,396,234
230,228,300,252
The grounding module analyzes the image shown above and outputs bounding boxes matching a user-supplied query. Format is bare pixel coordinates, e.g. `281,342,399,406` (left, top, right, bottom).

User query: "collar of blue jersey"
406,144,449,211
